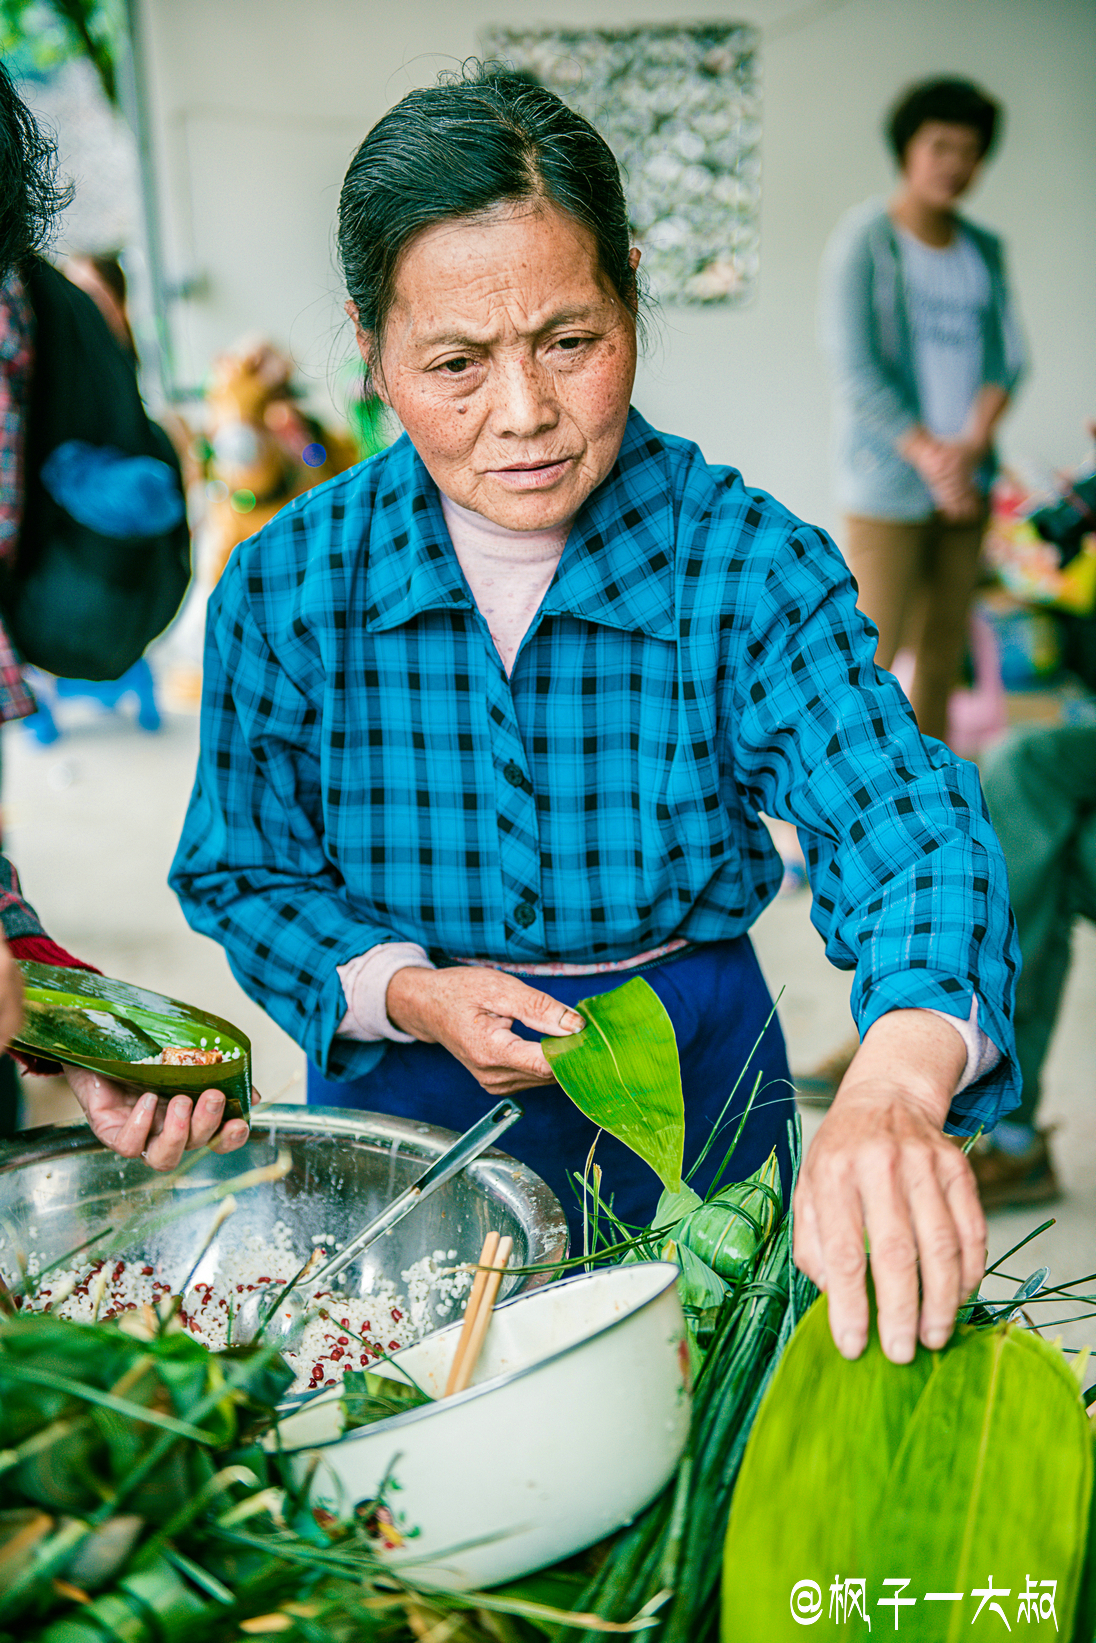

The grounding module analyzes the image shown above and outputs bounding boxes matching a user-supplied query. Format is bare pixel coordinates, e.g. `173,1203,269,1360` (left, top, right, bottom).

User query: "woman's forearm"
795,1007,984,1364
961,383,1010,454
836,1008,968,1120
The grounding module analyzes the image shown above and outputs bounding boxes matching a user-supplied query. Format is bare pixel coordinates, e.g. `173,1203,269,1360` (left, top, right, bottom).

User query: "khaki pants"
843,512,986,744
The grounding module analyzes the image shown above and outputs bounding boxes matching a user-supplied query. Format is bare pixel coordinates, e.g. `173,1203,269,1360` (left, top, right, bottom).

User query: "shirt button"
503,761,527,788
513,902,536,928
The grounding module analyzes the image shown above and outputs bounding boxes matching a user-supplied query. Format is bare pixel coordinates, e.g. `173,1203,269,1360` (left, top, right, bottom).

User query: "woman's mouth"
487,457,575,490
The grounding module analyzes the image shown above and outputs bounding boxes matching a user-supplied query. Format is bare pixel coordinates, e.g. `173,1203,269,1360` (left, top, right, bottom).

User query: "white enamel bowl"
274,1260,690,1591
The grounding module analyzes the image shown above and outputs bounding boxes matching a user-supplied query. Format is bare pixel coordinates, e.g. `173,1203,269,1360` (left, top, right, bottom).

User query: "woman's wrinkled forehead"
381,200,626,355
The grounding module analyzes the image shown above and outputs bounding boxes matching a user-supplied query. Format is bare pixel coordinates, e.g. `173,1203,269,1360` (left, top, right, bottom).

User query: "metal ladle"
222,1099,523,1346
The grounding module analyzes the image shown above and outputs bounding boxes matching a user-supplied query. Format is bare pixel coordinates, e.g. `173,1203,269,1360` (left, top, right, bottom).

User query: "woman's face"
355,201,639,532
901,121,985,210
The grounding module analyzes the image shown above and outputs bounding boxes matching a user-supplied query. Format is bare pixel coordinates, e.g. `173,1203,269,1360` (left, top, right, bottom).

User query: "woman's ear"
626,246,642,314
345,300,387,402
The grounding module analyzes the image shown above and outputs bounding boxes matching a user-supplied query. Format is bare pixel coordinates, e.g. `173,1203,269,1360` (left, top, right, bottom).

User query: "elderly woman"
169,70,1019,1366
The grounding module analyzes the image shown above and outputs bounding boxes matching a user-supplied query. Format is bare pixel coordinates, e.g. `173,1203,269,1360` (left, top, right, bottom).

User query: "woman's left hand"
793,1010,985,1365
63,1064,254,1169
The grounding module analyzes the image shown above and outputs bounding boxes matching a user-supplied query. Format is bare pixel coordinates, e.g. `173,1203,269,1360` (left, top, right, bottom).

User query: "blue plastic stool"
22,658,162,743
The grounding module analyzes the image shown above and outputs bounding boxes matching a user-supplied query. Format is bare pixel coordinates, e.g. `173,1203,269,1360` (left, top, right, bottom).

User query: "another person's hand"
793,1010,985,1365
63,1064,254,1170
901,429,985,521
0,935,24,1049
386,966,584,1096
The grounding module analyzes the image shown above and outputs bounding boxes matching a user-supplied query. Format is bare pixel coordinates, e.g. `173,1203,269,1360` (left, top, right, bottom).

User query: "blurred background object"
200,336,359,581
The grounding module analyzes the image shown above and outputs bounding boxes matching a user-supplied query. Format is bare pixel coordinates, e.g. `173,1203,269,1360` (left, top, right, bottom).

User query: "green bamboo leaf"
722,1293,1093,1640
341,1368,432,1432
676,1151,781,1284
21,998,162,1061
35,1553,208,1641
652,1184,703,1231
867,1327,1092,1642
663,1239,726,1311
12,961,253,1121
543,978,685,1193
0,1362,215,1443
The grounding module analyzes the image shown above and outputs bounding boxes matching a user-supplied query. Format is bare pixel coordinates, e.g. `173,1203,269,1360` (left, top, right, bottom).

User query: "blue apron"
307,936,795,1244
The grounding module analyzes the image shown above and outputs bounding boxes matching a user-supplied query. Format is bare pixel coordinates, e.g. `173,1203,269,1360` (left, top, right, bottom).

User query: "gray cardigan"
819,199,1027,520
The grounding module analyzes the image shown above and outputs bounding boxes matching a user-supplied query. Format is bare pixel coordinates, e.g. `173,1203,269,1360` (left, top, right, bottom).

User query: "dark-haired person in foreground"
172,68,1020,1366
820,77,1025,746
0,63,62,738
0,848,248,1158
0,66,248,1162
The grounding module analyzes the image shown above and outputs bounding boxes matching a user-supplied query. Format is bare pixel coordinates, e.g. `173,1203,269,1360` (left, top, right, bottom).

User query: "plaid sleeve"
0,855,96,1074
169,560,397,1080
818,214,919,449
0,851,46,942
729,519,1020,1132
0,277,33,565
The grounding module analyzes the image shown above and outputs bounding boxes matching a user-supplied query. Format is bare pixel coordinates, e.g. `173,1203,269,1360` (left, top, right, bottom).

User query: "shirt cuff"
923,995,1001,1094
336,942,436,1043
6,935,101,1075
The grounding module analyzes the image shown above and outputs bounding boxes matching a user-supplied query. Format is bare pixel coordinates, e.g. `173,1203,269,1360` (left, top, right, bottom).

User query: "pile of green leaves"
0,1301,300,1637
0,1297,665,1643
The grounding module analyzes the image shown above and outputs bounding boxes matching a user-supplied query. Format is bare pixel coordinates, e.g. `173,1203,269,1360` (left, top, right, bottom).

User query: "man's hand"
0,936,23,1049
63,1064,254,1170
793,1010,986,1364
386,966,584,1096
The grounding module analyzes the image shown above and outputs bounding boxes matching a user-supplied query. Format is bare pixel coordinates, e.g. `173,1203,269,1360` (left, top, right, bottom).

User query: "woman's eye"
441,357,471,374
554,335,586,351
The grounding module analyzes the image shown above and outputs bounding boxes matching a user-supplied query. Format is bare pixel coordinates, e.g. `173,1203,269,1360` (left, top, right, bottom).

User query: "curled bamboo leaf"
543,977,685,1193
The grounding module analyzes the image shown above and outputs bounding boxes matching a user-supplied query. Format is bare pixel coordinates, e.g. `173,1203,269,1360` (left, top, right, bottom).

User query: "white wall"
138,0,1096,536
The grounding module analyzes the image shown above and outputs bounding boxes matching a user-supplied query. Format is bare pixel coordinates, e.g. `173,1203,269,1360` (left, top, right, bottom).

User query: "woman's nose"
491,356,559,439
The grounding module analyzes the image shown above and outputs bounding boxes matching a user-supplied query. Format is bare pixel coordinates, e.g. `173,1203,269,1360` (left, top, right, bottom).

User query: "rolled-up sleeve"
819,215,919,451
986,238,1027,395
728,520,1020,1132
169,560,393,1080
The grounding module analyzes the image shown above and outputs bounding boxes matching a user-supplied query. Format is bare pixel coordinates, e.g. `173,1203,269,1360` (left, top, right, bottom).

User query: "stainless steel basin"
0,1105,568,1308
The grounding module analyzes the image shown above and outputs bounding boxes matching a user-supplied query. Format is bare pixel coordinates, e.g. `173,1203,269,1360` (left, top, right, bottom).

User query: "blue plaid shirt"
171,408,1019,1128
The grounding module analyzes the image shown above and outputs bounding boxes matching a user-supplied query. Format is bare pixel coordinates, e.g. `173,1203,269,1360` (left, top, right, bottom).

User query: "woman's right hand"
386,966,585,1096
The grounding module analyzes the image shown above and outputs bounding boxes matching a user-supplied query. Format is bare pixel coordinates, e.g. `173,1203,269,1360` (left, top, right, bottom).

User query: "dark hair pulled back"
886,77,1001,164
0,62,72,279
338,62,638,359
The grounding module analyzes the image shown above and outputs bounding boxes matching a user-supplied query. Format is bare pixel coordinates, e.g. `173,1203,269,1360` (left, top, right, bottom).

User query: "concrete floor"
5,697,1094,1347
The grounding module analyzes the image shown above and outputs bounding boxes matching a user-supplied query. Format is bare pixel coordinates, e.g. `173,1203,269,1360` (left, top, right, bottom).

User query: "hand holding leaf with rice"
7,962,256,1170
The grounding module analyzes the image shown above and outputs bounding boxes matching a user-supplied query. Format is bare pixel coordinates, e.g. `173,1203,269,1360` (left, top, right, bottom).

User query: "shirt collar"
543,408,676,640
363,407,676,641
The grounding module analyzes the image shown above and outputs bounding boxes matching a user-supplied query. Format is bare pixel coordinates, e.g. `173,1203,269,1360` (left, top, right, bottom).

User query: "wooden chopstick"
449,1235,512,1396
444,1230,499,1396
